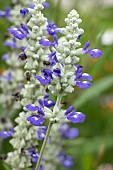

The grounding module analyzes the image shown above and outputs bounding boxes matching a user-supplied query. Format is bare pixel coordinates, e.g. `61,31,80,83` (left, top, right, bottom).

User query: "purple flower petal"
21,23,29,34
0,72,12,81
20,8,29,17
60,123,79,139
47,21,62,35
44,94,49,99
29,148,40,163
27,115,44,126
86,49,103,58
83,42,90,50
39,39,54,47
77,34,82,40
26,104,39,112
76,81,92,88
38,108,45,116
66,112,86,124
82,73,92,81
44,99,55,107
42,2,50,9
8,27,26,40
38,99,44,108
0,130,12,139
65,105,75,116
2,52,10,61
42,69,53,79
37,126,47,140
3,38,17,49
58,152,74,169
53,34,58,46
34,76,50,85
20,46,26,51
67,128,79,138
0,7,10,18
53,68,61,77
48,51,58,66
29,4,35,9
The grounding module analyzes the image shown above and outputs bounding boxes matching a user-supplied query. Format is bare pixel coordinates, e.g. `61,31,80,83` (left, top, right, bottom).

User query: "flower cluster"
0,0,102,170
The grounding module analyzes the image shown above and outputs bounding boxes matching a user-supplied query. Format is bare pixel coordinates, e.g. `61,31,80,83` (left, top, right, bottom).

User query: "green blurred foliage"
0,0,113,170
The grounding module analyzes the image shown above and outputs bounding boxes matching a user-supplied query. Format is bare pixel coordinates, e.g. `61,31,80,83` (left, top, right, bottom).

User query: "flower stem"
35,121,53,170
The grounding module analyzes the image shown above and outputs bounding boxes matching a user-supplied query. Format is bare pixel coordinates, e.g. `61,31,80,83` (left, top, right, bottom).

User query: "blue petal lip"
27,115,44,126
26,104,39,111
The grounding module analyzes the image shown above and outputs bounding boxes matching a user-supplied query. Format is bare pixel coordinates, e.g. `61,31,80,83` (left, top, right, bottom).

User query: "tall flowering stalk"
0,0,33,132
0,0,102,170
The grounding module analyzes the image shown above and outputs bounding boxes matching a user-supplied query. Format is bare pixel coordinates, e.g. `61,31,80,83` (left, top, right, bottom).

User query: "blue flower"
65,106,86,124
20,8,29,17
83,42,103,58
29,148,40,163
35,68,61,85
39,39,54,47
20,23,29,34
60,123,79,139
39,22,62,47
0,72,12,81
48,51,58,66
20,46,26,51
35,69,53,85
37,126,47,141
46,21,62,36
2,52,10,61
26,95,55,126
58,152,74,169
27,115,44,126
8,23,29,40
0,128,14,139
8,27,26,40
42,2,50,9
0,7,10,18
75,64,92,88
3,38,17,49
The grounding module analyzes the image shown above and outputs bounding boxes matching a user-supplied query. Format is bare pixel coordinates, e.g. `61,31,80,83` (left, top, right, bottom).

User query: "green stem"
35,122,53,170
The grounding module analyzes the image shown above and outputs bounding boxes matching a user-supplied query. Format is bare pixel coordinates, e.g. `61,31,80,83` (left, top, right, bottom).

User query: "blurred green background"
0,0,113,170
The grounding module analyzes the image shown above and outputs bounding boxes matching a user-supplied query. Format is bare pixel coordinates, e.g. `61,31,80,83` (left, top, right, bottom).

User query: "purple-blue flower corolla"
29,148,40,163
48,51,58,66
83,42,103,58
65,105,86,124
35,68,61,85
26,95,55,126
60,123,79,139
0,128,14,139
20,8,29,17
2,52,10,61
42,2,50,9
0,7,10,18
29,149,44,170
8,23,29,40
27,115,44,126
37,126,47,141
58,152,74,169
75,64,92,88
0,72,12,81
46,21,62,36
3,38,17,49
39,22,62,47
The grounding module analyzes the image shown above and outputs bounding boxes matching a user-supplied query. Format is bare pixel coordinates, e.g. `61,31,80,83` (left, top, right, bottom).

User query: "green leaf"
74,76,113,108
